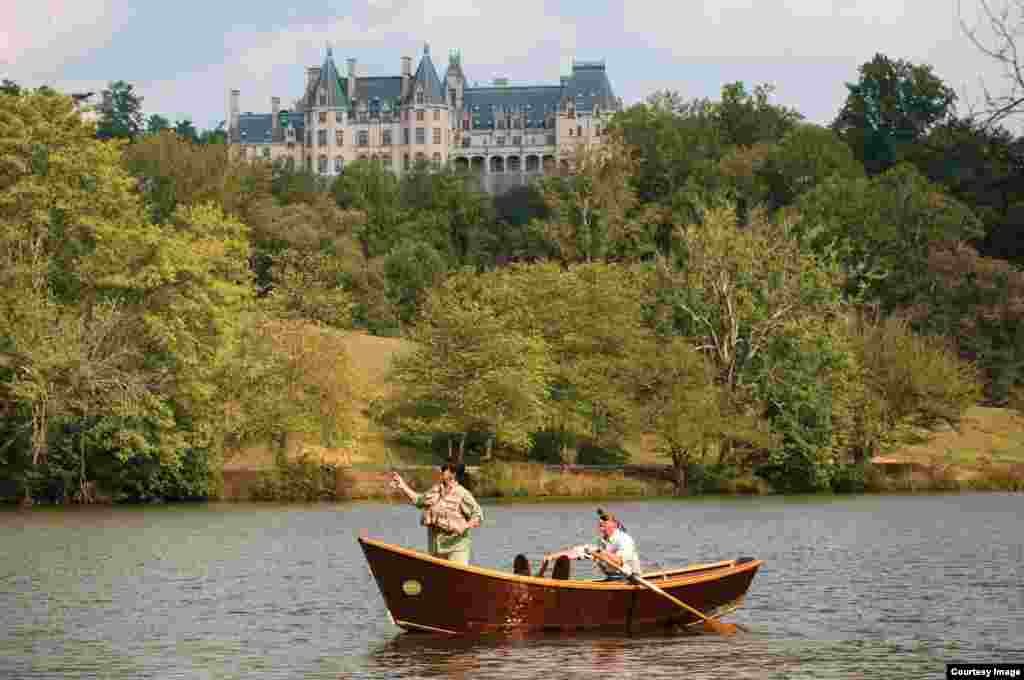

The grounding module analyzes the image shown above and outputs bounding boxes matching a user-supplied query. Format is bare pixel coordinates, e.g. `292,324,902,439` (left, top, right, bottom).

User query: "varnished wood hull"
358,536,761,635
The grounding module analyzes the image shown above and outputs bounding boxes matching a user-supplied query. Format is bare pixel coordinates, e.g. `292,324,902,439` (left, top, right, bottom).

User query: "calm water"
1,494,1022,679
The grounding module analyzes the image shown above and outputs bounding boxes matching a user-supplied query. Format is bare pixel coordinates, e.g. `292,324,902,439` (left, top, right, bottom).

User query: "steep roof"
356,76,403,111
410,44,445,104
304,48,351,110
236,112,304,144
563,61,618,113
463,86,562,129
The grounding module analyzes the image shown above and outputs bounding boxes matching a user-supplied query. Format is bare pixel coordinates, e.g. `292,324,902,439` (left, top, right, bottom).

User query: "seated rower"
540,508,641,580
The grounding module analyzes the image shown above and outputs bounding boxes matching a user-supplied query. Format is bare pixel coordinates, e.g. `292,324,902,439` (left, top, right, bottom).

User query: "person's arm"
461,491,483,529
390,472,420,505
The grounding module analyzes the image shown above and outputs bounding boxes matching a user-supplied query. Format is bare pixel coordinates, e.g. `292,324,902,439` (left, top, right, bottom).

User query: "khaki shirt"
414,482,483,556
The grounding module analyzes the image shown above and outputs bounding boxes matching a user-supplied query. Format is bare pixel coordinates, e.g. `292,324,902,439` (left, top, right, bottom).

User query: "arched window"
431,152,441,169
317,155,328,173
334,157,343,173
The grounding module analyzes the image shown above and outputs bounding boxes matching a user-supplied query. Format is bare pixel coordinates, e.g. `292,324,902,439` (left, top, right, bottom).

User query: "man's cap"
597,507,615,522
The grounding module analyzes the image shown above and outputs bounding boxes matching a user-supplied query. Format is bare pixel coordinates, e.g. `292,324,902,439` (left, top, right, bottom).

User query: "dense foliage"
2,48,1021,501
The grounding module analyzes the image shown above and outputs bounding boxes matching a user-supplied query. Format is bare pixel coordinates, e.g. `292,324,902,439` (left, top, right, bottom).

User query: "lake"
2,493,1022,679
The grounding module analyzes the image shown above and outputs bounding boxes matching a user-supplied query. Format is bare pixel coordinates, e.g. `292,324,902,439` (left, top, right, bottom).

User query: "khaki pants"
437,548,470,565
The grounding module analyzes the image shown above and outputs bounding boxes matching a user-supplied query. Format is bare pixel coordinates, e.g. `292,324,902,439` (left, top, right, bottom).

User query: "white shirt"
588,528,641,577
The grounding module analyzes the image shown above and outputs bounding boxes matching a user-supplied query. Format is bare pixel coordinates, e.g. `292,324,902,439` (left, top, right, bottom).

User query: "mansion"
228,45,620,193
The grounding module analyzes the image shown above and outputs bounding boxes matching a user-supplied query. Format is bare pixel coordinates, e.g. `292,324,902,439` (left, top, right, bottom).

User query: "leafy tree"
656,206,844,389
535,132,640,263
1,79,22,95
199,125,227,145
908,117,1024,264
174,119,200,144
794,163,983,305
833,54,957,175
759,123,865,210
383,241,447,326
96,80,145,141
146,114,171,134
713,82,803,148
330,159,404,258
390,274,554,462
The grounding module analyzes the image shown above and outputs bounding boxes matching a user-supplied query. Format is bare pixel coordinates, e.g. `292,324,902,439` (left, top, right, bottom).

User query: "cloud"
141,0,580,127
1,0,128,78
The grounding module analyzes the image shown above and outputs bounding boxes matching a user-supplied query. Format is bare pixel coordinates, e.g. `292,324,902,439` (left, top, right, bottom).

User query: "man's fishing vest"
420,483,470,535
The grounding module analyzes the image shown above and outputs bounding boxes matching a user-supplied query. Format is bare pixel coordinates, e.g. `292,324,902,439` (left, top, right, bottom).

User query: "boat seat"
513,554,531,576
552,555,572,580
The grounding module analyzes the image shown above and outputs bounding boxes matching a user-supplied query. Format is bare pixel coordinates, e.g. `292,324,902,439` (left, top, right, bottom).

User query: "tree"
96,80,144,141
535,132,640,263
833,54,957,175
713,82,803,148
908,117,1024,264
759,123,865,211
174,118,200,144
959,0,1024,126
657,206,844,389
794,163,983,305
390,274,554,462
1,79,22,95
146,114,171,135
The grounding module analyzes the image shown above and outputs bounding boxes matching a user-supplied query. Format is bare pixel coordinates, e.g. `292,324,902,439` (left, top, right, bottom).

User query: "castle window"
403,153,410,170
382,129,392,146
512,136,521,145
336,130,344,145
319,93,326,106
336,111,344,123
318,155,327,173
433,109,440,121
403,128,410,145
415,127,425,144
449,88,456,105
358,111,367,123
358,130,369,146
335,157,343,172
416,110,424,122
431,152,441,169
496,136,505,145
319,112,327,123
432,128,441,144
262,147,270,159
415,152,426,163
497,119,505,130
416,90,424,105
306,157,312,171
317,130,327,146
306,131,312,146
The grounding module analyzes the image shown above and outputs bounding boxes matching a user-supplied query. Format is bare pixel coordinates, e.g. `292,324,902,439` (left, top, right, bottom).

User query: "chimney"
271,96,281,139
229,89,240,137
346,58,357,99
401,56,412,100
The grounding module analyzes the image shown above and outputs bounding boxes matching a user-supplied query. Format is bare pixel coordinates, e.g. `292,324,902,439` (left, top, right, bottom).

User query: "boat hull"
358,537,761,635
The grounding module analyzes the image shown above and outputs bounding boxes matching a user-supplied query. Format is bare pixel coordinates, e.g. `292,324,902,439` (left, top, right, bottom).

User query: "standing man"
541,508,641,580
390,464,483,565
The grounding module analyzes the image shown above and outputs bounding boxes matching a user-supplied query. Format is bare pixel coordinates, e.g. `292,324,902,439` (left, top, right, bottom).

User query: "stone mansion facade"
228,45,620,193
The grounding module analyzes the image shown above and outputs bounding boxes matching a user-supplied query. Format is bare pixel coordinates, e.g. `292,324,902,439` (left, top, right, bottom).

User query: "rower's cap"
597,507,615,522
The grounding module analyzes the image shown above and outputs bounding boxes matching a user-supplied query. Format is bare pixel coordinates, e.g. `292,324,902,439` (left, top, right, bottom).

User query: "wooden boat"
358,536,762,636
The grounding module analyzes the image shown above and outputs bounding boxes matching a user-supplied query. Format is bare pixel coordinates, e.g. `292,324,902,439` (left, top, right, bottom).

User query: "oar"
591,552,741,636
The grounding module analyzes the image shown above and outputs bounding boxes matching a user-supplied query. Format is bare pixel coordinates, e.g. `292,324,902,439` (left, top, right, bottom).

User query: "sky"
2,0,1020,132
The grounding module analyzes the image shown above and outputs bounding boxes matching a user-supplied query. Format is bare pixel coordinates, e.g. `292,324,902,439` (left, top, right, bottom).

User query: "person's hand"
389,471,403,489
467,517,481,529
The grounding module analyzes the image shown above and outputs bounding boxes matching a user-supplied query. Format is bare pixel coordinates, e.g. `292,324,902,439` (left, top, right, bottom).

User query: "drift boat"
358,536,762,635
